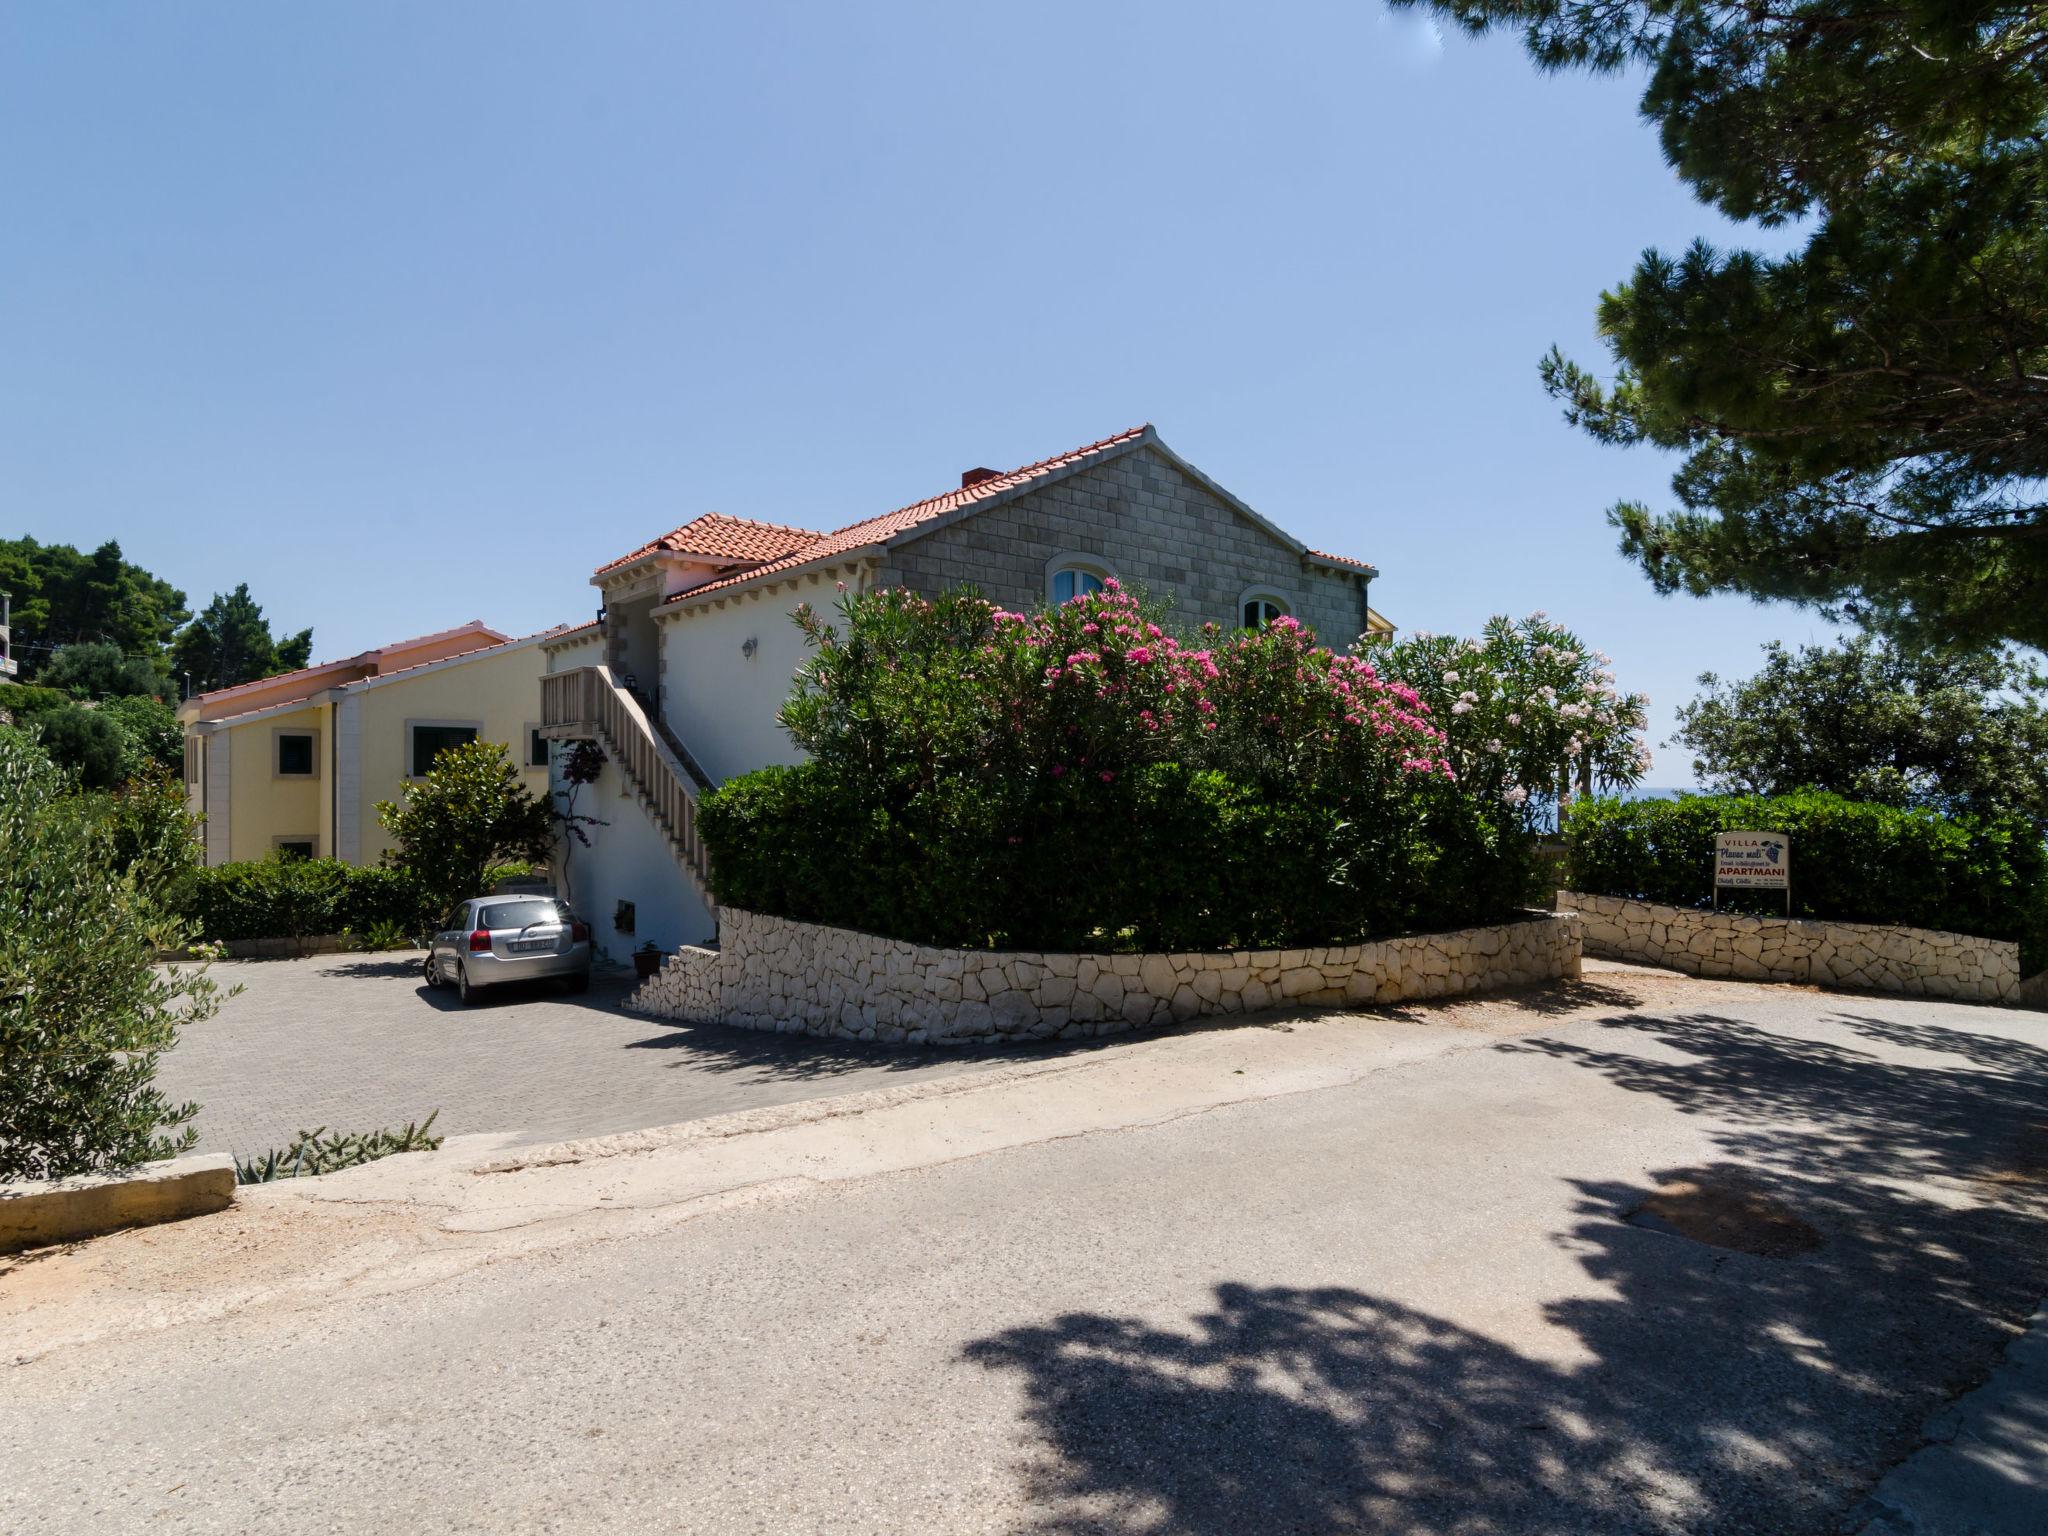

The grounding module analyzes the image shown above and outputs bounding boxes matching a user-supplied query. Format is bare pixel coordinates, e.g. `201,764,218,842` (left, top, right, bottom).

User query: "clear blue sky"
2,2,1834,783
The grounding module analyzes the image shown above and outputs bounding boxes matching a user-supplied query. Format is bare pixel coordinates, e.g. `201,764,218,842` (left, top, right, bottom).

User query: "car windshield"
480,899,568,931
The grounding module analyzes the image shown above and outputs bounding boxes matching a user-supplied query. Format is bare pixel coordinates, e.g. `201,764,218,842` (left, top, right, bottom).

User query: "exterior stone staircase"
539,664,715,911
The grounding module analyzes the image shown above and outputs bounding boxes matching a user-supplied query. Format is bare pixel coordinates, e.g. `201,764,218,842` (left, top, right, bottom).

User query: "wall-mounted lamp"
741,636,759,659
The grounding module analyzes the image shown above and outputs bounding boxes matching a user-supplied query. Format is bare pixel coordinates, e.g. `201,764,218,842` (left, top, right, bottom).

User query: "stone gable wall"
627,907,1583,1044
1558,890,2022,1005
877,445,1372,645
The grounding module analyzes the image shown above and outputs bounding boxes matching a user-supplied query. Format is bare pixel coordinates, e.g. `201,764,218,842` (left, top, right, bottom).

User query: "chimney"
959,466,1001,489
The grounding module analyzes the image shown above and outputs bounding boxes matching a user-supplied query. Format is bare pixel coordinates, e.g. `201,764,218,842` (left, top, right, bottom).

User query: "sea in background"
1535,784,1693,834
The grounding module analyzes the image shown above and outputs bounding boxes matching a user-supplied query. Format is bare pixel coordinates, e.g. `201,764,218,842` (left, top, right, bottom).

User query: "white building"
540,426,1387,958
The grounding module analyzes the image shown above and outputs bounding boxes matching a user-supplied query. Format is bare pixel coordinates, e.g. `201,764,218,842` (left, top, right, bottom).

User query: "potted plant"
633,940,663,980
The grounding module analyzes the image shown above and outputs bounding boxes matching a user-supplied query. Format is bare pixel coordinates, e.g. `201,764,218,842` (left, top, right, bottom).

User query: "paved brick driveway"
158,951,1012,1158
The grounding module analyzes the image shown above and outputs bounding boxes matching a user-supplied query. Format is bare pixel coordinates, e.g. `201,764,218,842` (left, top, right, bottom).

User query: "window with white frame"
1239,588,1291,630
1046,554,1112,605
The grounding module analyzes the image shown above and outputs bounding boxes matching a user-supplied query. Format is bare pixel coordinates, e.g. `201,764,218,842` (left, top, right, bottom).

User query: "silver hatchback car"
424,895,593,1004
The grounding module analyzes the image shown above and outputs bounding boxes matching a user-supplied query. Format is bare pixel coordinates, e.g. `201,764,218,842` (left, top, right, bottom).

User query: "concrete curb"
1852,1302,2048,1534
1,1154,237,1253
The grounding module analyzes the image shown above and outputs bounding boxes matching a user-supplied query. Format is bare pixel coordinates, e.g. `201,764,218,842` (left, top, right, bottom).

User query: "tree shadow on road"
965,1007,2048,1533
1368,975,1651,1026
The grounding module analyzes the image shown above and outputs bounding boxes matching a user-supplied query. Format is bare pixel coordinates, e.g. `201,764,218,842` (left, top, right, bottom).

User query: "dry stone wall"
1558,890,2022,1005
627,907,1583,1044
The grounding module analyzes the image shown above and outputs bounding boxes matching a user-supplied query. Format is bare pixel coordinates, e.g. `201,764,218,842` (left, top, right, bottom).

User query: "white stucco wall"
659,567,867,785
553,752,716,960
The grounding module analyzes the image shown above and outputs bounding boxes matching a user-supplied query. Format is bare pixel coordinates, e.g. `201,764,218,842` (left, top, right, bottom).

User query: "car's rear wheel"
561,968,591,995
457,963,483,1005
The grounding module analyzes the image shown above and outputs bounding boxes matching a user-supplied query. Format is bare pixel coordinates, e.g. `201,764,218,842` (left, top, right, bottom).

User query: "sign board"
1715,830,1789,897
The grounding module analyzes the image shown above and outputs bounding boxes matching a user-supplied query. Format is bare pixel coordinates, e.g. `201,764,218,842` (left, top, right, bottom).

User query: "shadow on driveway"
622,1017,1116,1082
964,1007,2048,1533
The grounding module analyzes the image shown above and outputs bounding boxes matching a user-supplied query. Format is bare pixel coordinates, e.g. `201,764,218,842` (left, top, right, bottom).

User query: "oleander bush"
1563,790,2048,970
700,584,1536,953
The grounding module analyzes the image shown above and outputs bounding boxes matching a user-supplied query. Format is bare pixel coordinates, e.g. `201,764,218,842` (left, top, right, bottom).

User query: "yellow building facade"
179,621,559,867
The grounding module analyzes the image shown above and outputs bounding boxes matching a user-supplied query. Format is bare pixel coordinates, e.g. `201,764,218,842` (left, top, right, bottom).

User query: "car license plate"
509,938,555,953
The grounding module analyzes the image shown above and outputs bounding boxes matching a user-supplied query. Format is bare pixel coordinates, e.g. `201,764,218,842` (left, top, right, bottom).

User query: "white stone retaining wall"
1558,890,2022,1005
627,907,1583,1044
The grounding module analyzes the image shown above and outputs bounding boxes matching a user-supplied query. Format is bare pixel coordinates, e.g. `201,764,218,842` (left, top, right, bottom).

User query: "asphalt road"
9,970,2048,1533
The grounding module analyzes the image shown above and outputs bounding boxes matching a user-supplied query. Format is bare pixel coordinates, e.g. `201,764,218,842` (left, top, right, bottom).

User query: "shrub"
0,733,220,1181
97,693,184,778
376,738,553,916
184,856,434,945
21,703,126,790
702,584,1534,953
1563,790,2048,970
1364,613,1651,821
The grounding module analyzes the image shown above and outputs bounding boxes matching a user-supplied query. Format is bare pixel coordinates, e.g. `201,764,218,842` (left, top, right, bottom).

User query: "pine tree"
1397,1,2048,651
172,584,315,694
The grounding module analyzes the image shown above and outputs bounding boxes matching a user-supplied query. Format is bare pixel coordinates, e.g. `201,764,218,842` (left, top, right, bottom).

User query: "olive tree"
0,734,220,1181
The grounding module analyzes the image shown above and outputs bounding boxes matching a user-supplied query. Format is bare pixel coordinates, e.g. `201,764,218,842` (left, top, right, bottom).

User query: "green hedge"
183,858,435,944
700,760,1532,954
1564,790,2048,970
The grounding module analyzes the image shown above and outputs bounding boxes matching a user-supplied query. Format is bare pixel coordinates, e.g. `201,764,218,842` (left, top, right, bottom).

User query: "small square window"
276,733,315,776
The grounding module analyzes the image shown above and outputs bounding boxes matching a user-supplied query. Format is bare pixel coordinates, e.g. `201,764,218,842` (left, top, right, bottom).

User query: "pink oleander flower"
1127,645,1154,664
1099,770,1115,783
1050,764,1067,778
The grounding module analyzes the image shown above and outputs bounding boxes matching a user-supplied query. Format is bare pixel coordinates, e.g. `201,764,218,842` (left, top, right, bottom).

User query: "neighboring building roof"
190,620,579,729
340,621,584,692
179,619,509,719
537,618,603,648
593,512,822,577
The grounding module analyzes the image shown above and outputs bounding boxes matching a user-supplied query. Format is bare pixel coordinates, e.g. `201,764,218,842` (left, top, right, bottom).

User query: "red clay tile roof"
594,512,822,577
187,620,507,708
1305,548,1375,573
660,425,1155,608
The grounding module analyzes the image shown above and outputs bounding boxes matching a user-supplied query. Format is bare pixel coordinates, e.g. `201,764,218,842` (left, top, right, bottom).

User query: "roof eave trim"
188,688,345,732
659,547,886,612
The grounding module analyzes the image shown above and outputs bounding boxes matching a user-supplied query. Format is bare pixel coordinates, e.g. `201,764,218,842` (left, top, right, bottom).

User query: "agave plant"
235,1110,442,1184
